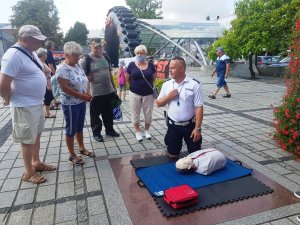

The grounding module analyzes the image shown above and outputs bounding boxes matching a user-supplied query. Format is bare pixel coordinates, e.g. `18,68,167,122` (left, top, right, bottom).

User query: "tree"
208,0,299,60
64,22,89,46
10,0,63,48
125,0,163,19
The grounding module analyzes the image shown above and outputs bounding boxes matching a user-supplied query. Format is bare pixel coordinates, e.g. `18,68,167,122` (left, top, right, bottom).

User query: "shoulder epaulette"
192,78,200,84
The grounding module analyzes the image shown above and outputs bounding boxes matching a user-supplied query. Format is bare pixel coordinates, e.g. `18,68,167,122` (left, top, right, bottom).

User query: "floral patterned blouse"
56,63,88,105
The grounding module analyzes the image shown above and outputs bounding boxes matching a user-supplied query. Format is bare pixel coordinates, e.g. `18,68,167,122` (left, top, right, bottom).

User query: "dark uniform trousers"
90,92,114,135
164,121,202,156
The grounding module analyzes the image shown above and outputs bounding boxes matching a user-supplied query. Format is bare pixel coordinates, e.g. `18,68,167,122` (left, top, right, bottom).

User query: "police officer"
156,56,204,158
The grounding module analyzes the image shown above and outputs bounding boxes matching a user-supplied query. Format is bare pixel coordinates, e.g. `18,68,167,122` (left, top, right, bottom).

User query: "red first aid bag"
163,185,198,209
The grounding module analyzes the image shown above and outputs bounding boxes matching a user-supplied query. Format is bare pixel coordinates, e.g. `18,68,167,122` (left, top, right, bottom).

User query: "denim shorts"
119,84,126,92
216,72,227,88
62,102,86,137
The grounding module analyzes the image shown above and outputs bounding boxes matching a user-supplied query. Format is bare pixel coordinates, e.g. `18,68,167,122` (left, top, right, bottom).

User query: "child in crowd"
117,60,127,101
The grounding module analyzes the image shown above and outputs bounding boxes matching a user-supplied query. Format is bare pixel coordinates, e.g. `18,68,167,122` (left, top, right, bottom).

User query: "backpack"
83,52,112,76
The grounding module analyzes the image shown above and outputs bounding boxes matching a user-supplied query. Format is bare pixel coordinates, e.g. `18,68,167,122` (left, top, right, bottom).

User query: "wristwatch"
195,127,202,132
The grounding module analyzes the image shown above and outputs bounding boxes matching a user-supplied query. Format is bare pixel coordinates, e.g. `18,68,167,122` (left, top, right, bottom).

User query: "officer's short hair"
171,56,186,69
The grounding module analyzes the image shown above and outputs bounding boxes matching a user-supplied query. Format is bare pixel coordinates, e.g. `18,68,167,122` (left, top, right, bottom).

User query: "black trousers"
90,92,114,135
164,122,202,156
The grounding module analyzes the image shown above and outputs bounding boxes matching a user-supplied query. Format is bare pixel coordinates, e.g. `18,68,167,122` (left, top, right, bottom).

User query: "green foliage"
10,0,63,47
272,14,300,157
113,73,165,91
208,0,299,60
64,22,89,46
125,0,163,19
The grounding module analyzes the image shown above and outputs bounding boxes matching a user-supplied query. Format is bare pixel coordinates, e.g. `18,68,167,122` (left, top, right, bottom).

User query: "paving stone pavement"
0,67,299,225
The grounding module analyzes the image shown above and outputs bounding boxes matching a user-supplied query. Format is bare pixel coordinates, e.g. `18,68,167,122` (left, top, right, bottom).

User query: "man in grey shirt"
80,38,119,142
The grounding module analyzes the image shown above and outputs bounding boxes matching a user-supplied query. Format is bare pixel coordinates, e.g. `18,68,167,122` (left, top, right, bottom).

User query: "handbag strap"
11,46,43,71
139,68,154,90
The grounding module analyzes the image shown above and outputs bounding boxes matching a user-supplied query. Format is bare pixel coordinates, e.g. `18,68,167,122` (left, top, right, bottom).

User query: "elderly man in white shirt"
0,25,56,184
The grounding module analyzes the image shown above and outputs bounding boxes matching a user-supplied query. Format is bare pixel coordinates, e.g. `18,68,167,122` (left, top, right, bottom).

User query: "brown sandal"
79,149,95,158
34,163,56,172
22,173,47,184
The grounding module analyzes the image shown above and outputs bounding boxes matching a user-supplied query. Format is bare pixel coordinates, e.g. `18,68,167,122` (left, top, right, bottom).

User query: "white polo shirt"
1,45,46,107
158,76,204,122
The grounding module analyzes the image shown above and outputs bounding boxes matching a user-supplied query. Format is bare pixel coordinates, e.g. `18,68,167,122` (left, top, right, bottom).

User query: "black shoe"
93,134,103,142
222,94,231,98
208,95,216,99
106,130,120,137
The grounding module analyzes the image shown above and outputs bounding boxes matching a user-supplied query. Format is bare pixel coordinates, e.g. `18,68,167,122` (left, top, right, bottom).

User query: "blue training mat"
136,159,252,196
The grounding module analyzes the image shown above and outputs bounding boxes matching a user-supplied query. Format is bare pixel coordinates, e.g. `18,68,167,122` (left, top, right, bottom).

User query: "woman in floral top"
56,41,94,165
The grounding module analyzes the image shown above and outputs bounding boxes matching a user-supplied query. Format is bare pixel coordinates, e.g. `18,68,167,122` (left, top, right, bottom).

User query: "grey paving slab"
0,169,10,180
87,196,106,216
96,160,133,225
55,200,77,223
7,167,23,179
266,163,291,175
89,213,109,225
86,178,101,192
0,191,16,208
270,218,297,225
0,160,15,169
14,188,36,205
36,184,56,202
57,182,75,198
7,208,33,225
1,178,21,192
58,170,74,183
32,205,55,225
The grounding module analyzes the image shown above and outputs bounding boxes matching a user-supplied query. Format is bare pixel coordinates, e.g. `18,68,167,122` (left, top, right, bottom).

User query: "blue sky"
1,0,237,33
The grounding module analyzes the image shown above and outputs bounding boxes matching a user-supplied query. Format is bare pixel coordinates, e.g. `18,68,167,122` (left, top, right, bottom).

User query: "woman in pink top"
117,60,127,101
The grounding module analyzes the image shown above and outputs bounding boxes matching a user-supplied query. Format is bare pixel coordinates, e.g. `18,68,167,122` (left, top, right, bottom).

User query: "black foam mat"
154,175,273,217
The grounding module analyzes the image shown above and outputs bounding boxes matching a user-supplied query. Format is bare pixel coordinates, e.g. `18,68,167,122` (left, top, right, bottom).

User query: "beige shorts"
129,91,154,124
11,105,44,144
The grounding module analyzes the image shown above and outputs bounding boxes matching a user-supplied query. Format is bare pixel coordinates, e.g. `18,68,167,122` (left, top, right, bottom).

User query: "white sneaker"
144,130,151,140
136,132,143,142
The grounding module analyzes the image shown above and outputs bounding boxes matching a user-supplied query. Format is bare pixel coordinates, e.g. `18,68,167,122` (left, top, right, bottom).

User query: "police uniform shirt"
158,76,204,122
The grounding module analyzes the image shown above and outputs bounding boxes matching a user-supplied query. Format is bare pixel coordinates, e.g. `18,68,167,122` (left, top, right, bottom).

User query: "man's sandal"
22,173,47,184
79,149,95,158
69,155,85,165
34,163,56,172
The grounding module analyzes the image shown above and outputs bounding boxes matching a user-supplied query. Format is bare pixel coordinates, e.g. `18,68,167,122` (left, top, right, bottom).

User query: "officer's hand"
190,129,201,142
167,89,179,101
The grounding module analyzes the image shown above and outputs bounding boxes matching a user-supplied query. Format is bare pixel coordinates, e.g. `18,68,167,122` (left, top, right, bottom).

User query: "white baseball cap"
18,25,47,41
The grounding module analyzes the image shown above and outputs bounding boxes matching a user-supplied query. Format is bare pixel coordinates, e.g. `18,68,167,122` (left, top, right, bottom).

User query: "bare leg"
223,84,231,95
134,123,141,133
213,87,221,96
31,134,42,167
65,136,76,157
75,132,85,150
21,143,35,176
144,123,151,131
118,90,122,100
